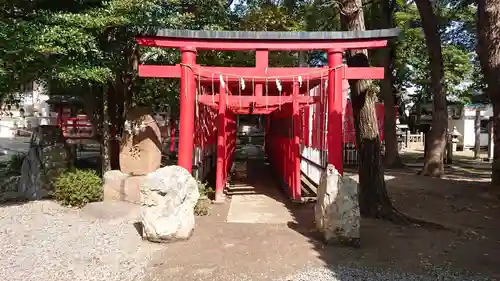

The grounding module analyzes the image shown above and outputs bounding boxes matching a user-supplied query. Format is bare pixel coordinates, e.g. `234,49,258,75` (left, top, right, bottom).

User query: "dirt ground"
143,150,500,281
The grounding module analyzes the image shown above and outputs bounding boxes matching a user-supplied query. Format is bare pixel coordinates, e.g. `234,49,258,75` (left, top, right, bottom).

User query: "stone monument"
103,107,162,204
119,107,162,175
19,125,72,200
315,164,361,247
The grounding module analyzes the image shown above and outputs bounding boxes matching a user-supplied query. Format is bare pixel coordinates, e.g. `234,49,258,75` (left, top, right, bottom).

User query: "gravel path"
278,266,493,281
0,200,161,281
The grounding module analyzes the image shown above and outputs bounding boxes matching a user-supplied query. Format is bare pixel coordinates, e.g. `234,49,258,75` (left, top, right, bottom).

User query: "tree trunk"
415,0,448,177
415,103,422,133
339,0,394,218
492,105,500,185
379,0,404,168
474,109,481,159
101,87,111,174
477,0,500,186
380,45,404,167
106,83,121,171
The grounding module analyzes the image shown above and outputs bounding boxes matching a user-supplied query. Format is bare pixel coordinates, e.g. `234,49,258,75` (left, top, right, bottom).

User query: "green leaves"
393,2,475,104
0,0,482,110
54,168,103,207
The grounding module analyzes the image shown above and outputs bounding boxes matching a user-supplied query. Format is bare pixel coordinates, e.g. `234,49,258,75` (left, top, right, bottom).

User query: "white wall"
299,85,326,186
300,145,325,185
449,105,492,148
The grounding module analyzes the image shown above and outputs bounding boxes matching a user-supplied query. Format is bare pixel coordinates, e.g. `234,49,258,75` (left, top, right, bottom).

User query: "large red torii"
137,29,399,201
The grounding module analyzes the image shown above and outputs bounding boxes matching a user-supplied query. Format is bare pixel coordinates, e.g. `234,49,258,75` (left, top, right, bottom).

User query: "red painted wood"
328,50,344,174
198,95,318,106
178,48,197,172
267,103,298,199
342,102,396,145
194,105,217,148
292,81,301,201
169,120,176,153
138,65,384,81
255,50,268,97
224,111,237,190
231,108,277,114
319,78,325,151
137,37,388,51
139,36,392,202
216,83,226,201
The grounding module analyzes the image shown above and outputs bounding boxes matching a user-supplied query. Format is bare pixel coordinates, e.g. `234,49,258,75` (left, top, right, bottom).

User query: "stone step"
226,184,259,196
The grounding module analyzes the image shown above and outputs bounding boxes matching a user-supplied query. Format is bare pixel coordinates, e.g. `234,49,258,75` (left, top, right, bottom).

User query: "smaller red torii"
137,29,399,202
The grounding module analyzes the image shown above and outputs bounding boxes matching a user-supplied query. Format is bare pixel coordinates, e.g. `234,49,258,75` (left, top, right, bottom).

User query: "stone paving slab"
226,192,295,224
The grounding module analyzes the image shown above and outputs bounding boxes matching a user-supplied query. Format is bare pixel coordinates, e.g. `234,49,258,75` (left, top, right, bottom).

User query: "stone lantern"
449,126,461,152
445,126,461,164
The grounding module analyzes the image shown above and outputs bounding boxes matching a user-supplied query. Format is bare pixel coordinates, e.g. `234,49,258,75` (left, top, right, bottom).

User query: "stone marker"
103,170,142,204
141,165,199,243
315,164,360,247
119,107,162,176
19,125,71,200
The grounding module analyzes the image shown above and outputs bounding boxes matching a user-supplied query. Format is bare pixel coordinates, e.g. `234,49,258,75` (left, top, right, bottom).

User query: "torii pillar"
327,49,344,174
178,47,197,172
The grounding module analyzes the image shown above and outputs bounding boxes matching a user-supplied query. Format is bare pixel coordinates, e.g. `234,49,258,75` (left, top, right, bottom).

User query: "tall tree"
337,0,444,228
477,0,500,185
0,0,235,173
337,0,397,218
377,0,404,167
414,0,448,177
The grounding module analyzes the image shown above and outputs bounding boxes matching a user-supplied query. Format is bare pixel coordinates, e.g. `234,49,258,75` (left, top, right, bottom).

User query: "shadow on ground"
141,147,500,281
286,155,500,280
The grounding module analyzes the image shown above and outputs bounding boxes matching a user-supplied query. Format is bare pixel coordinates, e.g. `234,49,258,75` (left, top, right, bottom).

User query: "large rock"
315,164,360,247
140,165,200,242
103,170,142,204
119,107,162,176
19,126,71,200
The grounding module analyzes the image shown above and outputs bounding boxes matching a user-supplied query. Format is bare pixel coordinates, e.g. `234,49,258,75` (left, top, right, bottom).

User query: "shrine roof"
144,28,400,41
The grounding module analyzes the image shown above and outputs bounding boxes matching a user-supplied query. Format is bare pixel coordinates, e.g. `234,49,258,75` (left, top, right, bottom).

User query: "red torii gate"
137,29,399,202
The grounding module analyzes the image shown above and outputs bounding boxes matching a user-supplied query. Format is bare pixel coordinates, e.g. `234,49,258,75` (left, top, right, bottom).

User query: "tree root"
381,207,448,230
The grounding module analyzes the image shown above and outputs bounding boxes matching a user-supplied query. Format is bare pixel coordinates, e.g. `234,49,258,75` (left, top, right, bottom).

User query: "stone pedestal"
119,107,162,176
315,164,360,247
103,170,143,204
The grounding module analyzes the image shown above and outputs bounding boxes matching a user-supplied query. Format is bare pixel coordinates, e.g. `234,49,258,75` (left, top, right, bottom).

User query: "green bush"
194,181,214,216
197,181,215,199
54,169,103,207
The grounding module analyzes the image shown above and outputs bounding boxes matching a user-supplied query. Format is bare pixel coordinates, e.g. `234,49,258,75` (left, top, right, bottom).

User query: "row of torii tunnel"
137,29,399,202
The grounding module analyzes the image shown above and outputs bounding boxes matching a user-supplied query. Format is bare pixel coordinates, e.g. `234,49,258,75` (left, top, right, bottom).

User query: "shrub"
54,169,103,207
194,181,214,216
198,181,215,199
194,197,211,216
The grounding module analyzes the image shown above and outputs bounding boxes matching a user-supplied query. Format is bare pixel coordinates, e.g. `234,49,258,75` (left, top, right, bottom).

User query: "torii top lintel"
136,28,400,51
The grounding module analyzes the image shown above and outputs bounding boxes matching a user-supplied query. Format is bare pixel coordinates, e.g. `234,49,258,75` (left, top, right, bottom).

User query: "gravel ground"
278,266,493,281
0,200,161,281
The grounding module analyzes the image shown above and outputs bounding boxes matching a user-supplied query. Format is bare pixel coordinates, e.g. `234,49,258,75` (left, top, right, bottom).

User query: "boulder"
315,164,360,247
103,170,142,204
19,126,71,200
119,107,162,176
140,165,200,243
